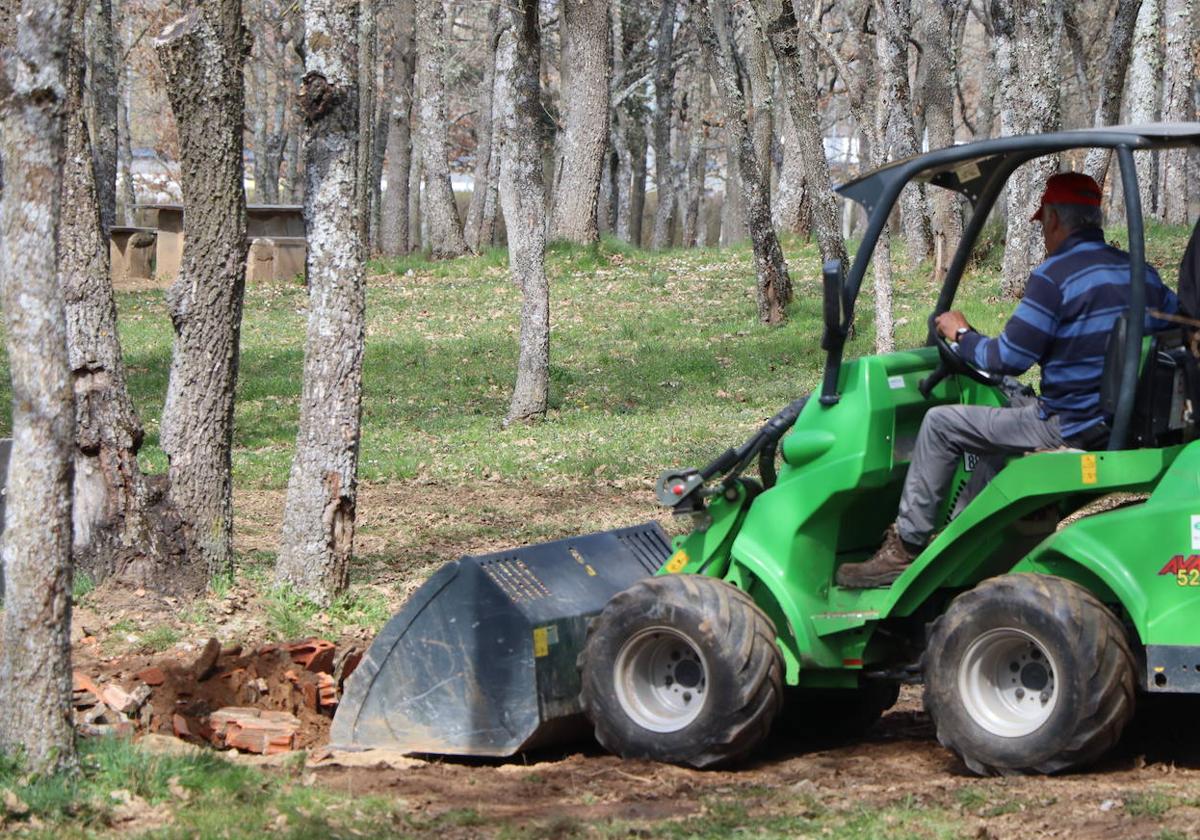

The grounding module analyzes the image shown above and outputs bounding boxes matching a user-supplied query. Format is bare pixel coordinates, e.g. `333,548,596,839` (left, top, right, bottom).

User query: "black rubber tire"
778,682,901,744
579,574,784,768
924,573,1136,776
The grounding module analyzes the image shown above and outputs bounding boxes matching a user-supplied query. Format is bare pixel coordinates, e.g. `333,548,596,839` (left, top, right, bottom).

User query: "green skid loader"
334,124,1200,775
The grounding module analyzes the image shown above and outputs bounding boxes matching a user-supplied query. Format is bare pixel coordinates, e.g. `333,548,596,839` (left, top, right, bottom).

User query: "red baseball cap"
1031,172,1103,221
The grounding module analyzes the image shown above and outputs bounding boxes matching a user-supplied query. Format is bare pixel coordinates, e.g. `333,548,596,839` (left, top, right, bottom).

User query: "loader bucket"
330,522,671,757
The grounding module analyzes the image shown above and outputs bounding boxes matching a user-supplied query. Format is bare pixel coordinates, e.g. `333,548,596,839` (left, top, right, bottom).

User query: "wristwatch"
954,326,972,340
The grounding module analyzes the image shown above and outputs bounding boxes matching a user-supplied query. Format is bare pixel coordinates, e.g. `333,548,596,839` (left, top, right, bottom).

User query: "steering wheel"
934,331,1002,387
918,318,1003,398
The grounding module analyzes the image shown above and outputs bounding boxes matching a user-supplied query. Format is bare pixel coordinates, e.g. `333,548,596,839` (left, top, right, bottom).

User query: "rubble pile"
71,637,363,755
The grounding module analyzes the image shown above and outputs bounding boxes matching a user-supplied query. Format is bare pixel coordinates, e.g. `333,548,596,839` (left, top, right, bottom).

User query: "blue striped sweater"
957,227,1181,438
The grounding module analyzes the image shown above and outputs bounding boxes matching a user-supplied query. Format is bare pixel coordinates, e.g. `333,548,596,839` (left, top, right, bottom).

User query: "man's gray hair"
1045,202,1103,231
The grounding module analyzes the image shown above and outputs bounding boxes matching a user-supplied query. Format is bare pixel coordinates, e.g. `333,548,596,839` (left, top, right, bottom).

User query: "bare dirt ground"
73,482,1200,838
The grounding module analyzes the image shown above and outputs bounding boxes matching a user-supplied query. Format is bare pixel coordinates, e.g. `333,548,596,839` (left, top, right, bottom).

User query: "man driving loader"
836,172,1181,589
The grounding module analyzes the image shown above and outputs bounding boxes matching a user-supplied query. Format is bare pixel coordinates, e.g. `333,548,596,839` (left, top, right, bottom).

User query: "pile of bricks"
72,671,155,737
73,637,362,756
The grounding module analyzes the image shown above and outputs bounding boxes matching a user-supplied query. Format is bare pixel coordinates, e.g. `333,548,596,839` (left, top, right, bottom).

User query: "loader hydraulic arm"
655,395,809,509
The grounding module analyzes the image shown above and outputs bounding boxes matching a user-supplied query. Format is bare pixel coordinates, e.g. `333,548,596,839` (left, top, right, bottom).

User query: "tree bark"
357,0,377,247
275,0,364,604
695,0,792,324
875,0,931,263
1126,0,1160,216
464,0,501,252
1158,0,1193,224
0,0,78,776
918,0,964,277
380,0,416,256
650,0,679,249
63,2,190,593
611,0,635,243
415,0,467,257
1082,0,1141,188
681,62,709,247
87,0,119,235
498,0,550,425
995,0,1063,298
155,4,249,581
630,117,649,246
761,0,847,267
549,0,612,244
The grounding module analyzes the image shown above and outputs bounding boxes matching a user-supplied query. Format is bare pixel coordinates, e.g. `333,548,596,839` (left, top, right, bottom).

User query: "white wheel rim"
612,626,708,733
958,627,1060,738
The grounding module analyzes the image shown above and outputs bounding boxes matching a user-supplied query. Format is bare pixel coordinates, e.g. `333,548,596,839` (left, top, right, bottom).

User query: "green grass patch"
0,737,400,838
141,625,181,653
263,584,391,641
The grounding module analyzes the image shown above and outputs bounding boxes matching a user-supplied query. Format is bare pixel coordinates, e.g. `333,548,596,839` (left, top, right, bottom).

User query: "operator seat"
1099,318,1199,448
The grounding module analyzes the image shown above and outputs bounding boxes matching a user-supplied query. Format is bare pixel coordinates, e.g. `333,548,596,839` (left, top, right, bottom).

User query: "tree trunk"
875,0,931,264
762,0,847,266
549,0,611,244
918,0,964,277
610,0,635,243
1082,0,1141,188
380,0,416,256
630,117,648,246
498,0,550,425
650,0,678,249
155,4,249,581
1126,0,1161,216
681,63,709,247
996,0,1063,298
695,0,792,324
464,0,501,252
276,0,365,605
1158,0,1193,224
87,0,119,235
357,0,377,247
415,0,467,257
63,2,190,593
116,0,137,223
0,0,78,776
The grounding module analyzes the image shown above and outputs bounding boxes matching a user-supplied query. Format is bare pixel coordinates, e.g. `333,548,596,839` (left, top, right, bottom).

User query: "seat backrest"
1101,316,1196,448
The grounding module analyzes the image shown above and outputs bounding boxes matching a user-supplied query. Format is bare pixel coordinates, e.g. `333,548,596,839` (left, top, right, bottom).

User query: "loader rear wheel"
580,574,783,768
924,574,1135,776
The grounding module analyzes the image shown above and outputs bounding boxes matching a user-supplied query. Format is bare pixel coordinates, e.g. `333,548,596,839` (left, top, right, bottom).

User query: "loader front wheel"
924,574,1135,776
580,575,783,768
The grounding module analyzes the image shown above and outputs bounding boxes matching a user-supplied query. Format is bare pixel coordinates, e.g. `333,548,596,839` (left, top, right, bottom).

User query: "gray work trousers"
895,399,1066,547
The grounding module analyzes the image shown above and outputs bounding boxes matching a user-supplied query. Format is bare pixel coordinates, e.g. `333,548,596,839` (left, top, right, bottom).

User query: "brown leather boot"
835,525,920,589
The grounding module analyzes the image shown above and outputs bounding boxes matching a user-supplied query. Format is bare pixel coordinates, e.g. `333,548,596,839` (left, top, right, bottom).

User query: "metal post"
1110,145,1147,451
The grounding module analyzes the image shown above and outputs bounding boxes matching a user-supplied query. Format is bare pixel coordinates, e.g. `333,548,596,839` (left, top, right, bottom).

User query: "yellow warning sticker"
664,549,689,574
1081,454,1097,485
533,627,549,657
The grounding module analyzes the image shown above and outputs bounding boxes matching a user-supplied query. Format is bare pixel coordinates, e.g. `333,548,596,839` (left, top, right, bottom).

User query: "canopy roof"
835,123,1200,212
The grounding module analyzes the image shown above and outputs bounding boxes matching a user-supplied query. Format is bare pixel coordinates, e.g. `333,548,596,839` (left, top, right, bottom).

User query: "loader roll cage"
819,123,1200,451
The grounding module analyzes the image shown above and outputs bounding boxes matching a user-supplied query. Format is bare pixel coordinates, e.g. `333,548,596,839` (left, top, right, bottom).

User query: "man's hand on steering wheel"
917,310,1002,398
934,311,971,341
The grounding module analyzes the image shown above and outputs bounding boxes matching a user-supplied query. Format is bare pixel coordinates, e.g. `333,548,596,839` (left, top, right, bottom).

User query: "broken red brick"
285,639,336,674
317,673,338,708
172,714,191,738
73,671,102,697
209,707,300,755
101,684,133,713
135,667,166,686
